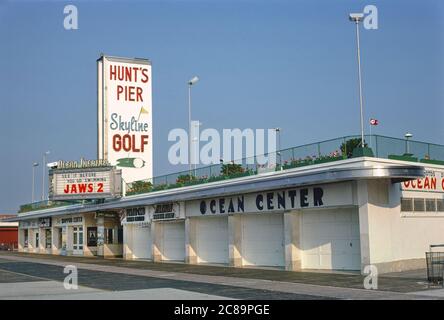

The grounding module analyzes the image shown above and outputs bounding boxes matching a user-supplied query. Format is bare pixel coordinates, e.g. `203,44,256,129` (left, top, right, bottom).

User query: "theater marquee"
49,165,122,200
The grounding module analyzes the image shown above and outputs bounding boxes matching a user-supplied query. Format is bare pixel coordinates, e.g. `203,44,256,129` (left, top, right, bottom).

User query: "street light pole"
274,128,281,168
349,13,365,147
188,84,191,176
188,76,199,177
405,133,413,155
32,162,39,203
42,151,50,201
192,137,198,175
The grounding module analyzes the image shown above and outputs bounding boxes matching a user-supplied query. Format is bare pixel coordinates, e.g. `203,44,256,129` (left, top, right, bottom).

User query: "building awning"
7,157,424,222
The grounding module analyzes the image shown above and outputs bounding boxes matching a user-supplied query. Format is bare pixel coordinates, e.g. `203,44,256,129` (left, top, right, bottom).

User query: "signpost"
97,55,153,185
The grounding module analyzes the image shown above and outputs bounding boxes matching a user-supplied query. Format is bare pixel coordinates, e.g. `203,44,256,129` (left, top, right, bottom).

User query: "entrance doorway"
73,226,84,255
301,208,361,270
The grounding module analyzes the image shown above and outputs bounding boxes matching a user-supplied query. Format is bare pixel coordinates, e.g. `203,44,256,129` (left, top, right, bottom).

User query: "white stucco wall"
364,175,444,272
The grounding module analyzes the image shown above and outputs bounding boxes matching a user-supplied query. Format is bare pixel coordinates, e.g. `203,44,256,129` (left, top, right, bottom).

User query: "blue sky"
0,0,443,212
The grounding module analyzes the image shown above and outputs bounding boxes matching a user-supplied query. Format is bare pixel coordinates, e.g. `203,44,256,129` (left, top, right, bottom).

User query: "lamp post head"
188,76,199,86
47,162,58,169
405,133,413,139
349,13,364,23
33,162,39,167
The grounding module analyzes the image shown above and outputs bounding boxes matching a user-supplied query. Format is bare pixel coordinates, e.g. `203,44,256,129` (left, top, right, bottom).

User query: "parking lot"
0,252,443,300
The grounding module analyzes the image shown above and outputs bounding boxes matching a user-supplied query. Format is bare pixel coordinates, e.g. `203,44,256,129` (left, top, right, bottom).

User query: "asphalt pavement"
0,252,442,300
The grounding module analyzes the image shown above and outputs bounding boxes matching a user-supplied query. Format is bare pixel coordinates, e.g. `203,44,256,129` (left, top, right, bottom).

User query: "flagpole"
369,121,372,148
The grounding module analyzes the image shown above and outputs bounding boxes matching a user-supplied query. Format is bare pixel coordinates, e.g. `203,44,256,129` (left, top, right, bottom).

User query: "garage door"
196,217,229,264
162,222,185,261
242,214,285,267
132,224,152,259
301,208,361,270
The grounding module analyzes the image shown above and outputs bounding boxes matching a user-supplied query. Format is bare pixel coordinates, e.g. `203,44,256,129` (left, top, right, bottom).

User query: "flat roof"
7,157,426,222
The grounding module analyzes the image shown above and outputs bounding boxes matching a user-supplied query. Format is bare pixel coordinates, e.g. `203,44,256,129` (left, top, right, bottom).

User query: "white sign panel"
186,182,354,216
19,220,38,229
124,206,148,224
98,55,153,184
49,167,122,200
54,216,84,227
401,169,444,193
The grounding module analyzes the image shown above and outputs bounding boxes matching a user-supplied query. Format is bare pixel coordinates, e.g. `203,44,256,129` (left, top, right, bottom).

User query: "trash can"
426,244,444,286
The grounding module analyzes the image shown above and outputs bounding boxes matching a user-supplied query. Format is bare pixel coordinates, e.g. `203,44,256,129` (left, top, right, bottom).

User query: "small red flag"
370,118,379,126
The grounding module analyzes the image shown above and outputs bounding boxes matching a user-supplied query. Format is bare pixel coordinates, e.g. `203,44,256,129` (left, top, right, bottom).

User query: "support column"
60,226,67,255
152,222,163,262
18,228,24,252
357,180,370,274
51,226,59,254
66,226,73,255
28,229,35,252
39,227,45,253
228,215,243,267
284,210,302,271
123,224,133,260
185,218,198,264
96,216,105,257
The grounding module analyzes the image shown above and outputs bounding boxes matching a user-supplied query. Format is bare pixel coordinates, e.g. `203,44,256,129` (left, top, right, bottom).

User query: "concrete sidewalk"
0,252,442,300
0,280,231,300
0,252,430,292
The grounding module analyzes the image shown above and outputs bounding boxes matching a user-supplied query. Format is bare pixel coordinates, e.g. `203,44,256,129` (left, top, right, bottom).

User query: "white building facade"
12,157,444,274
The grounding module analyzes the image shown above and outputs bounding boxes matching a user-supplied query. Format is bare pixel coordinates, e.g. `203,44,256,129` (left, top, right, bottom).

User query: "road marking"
0,263,111,292
0,267,51,282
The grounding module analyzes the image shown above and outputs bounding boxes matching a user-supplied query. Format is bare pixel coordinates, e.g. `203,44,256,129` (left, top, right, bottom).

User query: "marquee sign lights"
56,158,111,169
49,165,122,201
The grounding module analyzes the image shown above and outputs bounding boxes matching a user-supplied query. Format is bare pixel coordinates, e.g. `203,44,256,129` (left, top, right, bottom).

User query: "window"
24,230,28,248
437,199,444,212
45,229,52,249
413,198,425,212
402,197,443,214
105,228,113,244
73,226,83,251
87,227,98,247
401,198,413,212
35,232,39,248
426,199,437,212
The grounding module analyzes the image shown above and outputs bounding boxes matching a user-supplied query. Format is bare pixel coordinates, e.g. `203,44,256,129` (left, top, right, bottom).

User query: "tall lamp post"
32,162,39,203
349,13,365,148
274,128,281,168
405,133,413,155
42,151,50,201
188,76,199,177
